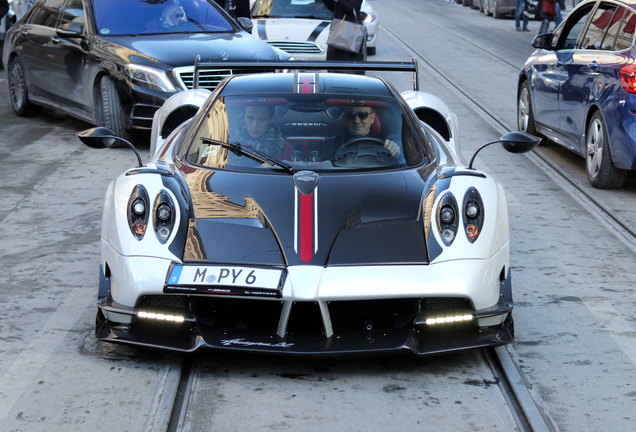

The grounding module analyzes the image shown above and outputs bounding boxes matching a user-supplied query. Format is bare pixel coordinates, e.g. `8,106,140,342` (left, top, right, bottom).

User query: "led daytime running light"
425,314,473,325
138,311,185,323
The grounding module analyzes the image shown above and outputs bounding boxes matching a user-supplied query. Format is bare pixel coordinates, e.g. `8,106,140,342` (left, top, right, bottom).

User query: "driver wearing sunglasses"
160,1,188,28
330,106,400,163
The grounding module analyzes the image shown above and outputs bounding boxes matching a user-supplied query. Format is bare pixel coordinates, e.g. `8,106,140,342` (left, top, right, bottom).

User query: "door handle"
51,38,61,44
588,62,599,70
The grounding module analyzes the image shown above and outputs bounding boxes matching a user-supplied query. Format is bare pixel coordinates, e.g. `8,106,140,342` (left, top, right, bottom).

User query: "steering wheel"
333,136,396,167
343,136,385,148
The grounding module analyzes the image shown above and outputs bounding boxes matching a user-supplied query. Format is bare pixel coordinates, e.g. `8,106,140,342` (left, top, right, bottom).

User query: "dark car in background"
461,0,516,19
518,0,636,188
2,0,289,139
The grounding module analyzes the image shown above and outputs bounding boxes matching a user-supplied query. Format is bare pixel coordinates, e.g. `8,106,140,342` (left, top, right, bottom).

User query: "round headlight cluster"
463,188,484,243
153,191,176,244
436,188,485,246
127,186,149,240
436,194,459,246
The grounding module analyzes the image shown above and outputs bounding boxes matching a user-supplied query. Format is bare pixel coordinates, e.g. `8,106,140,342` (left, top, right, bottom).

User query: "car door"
558,2,623,153
18,0,66,99
49,0,89,111
532,3,598,136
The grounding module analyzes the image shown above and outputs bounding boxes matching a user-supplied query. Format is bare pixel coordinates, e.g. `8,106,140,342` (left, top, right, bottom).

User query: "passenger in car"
233,105,290,158
327,106,401,164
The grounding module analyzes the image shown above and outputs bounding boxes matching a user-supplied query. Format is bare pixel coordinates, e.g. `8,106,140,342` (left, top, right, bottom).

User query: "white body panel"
402,90,462,162
252,18,329,60
149,88,211,158
101,164,182,260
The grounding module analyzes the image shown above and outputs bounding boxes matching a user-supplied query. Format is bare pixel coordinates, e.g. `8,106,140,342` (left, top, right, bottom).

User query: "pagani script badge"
220,338,294,348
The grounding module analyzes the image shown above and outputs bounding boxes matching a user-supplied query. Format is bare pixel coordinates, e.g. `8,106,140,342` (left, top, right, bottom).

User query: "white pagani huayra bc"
78,60,538,355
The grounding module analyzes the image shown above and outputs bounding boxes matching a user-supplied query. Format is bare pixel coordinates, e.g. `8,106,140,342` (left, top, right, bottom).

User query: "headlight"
124,64,177,92
463,188,484,243
363,12,377,24
154,191,176,244
127,185,149,240
436,193,458,246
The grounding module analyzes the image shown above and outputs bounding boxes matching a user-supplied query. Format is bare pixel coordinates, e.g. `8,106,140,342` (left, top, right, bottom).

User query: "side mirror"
57,22,84,38
468,131,540,170
76,127,143,167
532,33,554,50
237,17,254,33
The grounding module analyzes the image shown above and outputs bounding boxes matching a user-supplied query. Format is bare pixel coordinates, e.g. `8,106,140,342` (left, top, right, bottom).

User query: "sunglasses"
343,111,371,121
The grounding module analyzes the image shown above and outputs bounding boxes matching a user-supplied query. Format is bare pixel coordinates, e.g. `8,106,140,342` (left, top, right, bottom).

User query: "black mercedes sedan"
2,0,290,139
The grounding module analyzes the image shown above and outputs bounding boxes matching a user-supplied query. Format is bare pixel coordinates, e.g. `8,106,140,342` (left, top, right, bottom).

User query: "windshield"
186,94,426,172
251,0,333,19
92,0,233,36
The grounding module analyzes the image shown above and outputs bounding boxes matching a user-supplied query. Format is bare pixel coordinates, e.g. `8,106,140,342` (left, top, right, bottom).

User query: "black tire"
585,111,627,189
517,80,542,141
366,46,376,56
98,76,130,144
493,1,505,18
8,58,38,116
482,0,491,16
462,0,472,6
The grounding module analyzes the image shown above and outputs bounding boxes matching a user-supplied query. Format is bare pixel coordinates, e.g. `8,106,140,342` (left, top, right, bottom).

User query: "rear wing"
192,57,420,91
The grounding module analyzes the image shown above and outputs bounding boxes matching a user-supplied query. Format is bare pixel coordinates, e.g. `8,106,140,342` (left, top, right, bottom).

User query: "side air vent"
416,109,450,141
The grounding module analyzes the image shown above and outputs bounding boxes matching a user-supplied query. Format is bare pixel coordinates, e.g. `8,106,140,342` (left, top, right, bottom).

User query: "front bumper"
95,275,514,356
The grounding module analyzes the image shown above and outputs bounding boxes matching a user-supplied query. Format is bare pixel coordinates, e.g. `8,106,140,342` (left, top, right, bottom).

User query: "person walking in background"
555,0,567,26
538,0,557,34
324,0,365,62
515,0,530,31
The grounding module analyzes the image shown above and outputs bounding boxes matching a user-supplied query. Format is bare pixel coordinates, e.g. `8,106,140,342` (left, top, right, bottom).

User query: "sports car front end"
87,66,529,356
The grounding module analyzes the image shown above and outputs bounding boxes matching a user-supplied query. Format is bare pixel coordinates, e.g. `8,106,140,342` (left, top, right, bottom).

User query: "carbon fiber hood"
180,166,429,266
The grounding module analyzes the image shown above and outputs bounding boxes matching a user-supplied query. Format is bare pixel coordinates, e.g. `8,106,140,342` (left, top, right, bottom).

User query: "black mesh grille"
286,302,324,335
416,109,450,140
137,295,189,309
190,297,283,333
161,105,199,139
422,297,472,314
328,299,420,333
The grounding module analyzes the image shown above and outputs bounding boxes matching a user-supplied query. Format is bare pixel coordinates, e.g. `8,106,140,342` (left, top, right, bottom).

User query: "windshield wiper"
200,138,294,174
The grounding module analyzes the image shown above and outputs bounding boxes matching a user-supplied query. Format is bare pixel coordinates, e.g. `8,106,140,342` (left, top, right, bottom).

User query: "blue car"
517,0,636,188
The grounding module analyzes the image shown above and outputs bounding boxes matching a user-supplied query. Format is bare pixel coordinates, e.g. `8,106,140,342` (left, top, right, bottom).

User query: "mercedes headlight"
124,64,177,92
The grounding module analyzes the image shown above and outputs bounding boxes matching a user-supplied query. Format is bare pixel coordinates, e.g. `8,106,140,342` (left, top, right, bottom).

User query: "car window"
605,7,636,51
58,0,84,29
251,0,332,19
92,0,233,36
580,2,618,50
27,0,66,27
187,94,426,172
557,3,595,50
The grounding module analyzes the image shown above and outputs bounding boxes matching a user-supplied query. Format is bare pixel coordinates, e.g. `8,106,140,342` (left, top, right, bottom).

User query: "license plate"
165,264,284,297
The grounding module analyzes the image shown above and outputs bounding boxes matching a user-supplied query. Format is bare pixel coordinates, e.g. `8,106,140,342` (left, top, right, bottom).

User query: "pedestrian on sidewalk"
515,0,530,31
538,0,557,34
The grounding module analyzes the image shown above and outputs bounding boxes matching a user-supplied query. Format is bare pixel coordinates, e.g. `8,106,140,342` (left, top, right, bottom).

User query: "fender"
150,88,211,158
401,90,461,160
